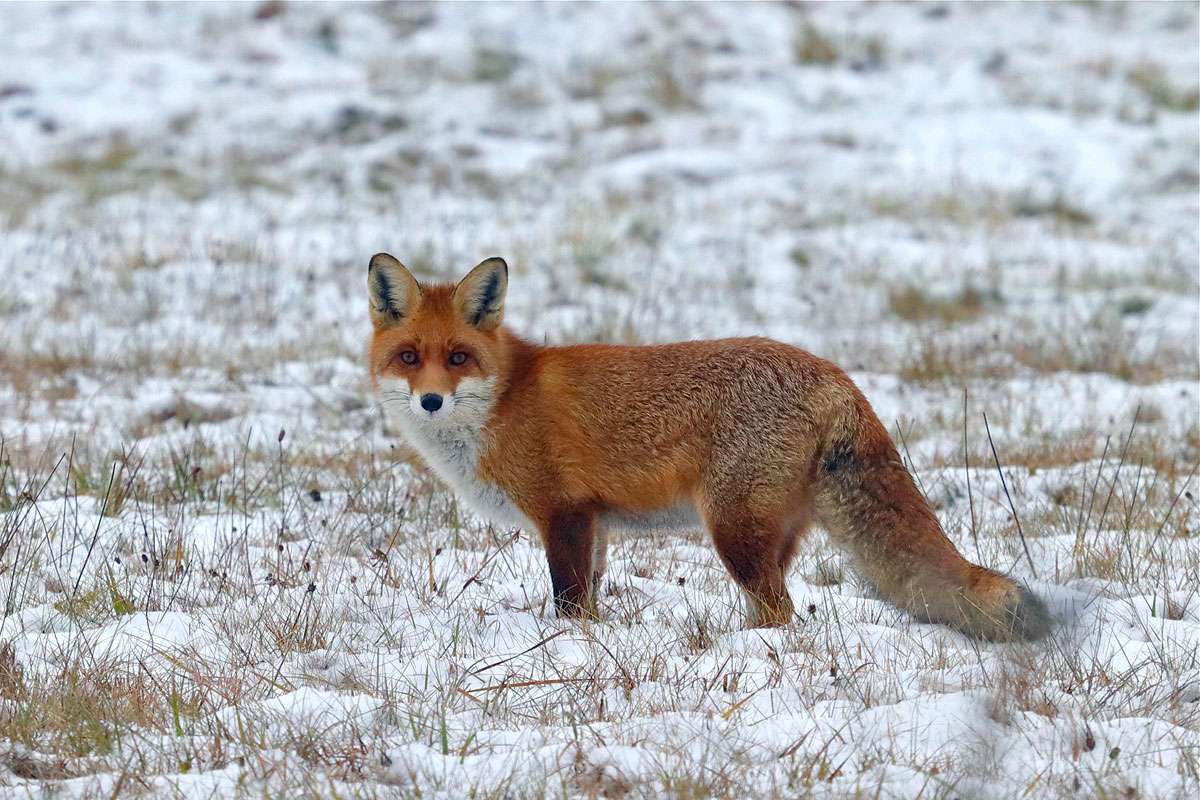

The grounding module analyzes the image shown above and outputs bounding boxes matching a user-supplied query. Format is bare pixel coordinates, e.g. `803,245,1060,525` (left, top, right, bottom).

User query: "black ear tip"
369,252,394,272
483,256,508,274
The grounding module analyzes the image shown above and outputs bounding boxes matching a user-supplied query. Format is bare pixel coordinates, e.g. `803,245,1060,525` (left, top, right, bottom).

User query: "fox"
366,253,1051,641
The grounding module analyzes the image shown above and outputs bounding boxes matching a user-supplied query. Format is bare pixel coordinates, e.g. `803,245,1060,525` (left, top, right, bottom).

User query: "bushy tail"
936,566,1051,642
816,415,1051,642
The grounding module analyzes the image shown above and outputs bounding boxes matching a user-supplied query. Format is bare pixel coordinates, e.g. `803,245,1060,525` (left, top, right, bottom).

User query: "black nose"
420,393,443,412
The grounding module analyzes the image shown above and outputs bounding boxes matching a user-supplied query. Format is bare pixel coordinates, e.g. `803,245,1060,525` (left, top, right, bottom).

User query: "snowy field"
1,2,1198,797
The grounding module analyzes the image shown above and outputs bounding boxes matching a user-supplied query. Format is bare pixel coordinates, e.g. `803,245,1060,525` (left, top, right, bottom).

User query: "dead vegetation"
1126,61,1200,113
2,391,1196,795
888,283,997,324
897,314,1199,385
792,18,888,71
1,1,1197,796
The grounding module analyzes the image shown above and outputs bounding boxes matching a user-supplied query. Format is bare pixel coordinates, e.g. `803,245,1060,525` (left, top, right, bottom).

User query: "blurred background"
1,1,1196,460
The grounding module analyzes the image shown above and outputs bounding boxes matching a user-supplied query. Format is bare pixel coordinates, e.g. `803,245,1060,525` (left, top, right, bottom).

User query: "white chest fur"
380,377,534,532
404,422,534,531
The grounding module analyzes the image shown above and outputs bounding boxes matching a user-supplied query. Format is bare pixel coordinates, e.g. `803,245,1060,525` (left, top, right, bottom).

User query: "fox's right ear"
367,253,421,329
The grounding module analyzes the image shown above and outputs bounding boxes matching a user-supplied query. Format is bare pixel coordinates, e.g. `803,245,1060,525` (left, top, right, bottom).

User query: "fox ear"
453,257,508,331
368,253,421,329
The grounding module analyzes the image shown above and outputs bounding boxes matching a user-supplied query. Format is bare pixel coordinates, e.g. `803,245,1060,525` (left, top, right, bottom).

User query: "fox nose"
420,393,443,413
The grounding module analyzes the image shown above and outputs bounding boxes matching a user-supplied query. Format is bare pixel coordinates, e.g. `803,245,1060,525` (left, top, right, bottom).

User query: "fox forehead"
368,283,499,383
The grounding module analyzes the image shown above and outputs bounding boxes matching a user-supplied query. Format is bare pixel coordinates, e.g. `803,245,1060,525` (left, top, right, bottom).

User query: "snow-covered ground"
1,2,1197,797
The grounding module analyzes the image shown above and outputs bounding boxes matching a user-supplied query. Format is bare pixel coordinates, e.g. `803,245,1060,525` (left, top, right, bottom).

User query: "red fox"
367,253,1050,641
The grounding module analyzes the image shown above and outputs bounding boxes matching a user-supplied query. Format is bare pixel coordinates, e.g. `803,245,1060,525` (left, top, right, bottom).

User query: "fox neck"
388,376,525,527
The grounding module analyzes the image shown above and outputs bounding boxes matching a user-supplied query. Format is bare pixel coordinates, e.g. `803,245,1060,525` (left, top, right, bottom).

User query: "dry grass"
888,283,996,324
3,401,1197,795
0,196,1195,800
793,22,839,66
1126,61,1200,113
0,346,95,402
898,316,1198,385
792,19,887,70
0,216,1195,798
864,187,1093,229
1,2,1197,795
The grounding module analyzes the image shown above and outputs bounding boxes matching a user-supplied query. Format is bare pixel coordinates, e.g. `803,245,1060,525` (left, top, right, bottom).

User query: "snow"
0,1,1197,798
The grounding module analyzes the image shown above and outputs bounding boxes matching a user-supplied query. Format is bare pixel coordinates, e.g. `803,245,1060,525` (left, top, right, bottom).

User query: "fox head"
367,253,508,426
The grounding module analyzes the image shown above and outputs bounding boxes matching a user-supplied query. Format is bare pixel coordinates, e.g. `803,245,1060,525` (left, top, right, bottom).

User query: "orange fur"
368,255,1050,640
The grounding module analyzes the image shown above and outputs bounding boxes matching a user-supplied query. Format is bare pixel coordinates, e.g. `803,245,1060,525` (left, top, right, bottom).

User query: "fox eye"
398,350,419,366
448,351,469,367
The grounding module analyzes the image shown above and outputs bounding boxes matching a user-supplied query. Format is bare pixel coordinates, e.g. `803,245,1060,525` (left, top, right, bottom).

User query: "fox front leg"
542,509,597,619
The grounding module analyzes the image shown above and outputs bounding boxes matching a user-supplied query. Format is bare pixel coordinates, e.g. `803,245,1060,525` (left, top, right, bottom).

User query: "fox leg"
705,506,796,628
542,509,597,619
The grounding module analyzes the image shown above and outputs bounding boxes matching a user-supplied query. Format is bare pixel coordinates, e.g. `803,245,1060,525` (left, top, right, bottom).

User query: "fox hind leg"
705,506,797,628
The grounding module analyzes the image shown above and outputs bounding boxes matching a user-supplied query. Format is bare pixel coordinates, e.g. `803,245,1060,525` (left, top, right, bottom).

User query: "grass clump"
888,284,997,324
473,47,521,83
1,664,201,761
53,136,136,178
793,23,838,65
792,20,887,70
1011,192,1094,226
1127,62,1200,112
898,313,1198,385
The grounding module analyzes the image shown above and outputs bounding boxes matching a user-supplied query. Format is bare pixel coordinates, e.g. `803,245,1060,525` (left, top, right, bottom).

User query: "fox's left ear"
453,257,508,331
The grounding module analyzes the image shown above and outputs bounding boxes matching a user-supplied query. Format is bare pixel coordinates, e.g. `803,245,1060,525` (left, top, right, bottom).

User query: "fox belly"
599,502,701,533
